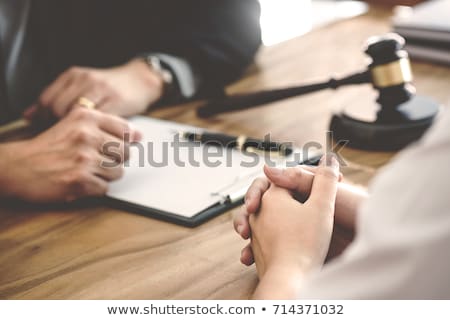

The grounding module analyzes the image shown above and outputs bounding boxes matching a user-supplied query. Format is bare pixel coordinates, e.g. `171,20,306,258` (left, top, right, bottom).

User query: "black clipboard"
106,155,321,228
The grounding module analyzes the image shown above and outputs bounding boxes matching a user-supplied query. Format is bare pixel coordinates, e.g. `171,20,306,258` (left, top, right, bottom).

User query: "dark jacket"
0,0,261,122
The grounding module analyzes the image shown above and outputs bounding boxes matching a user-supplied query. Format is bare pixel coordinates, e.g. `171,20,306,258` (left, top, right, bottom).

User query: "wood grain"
1,7,449,299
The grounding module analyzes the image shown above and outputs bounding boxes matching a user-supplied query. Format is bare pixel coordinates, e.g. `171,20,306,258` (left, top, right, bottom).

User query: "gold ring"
77,97,97,110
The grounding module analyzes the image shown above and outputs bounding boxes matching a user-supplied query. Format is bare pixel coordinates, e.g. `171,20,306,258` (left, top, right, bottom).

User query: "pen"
0,118,29,137
180,131,293,156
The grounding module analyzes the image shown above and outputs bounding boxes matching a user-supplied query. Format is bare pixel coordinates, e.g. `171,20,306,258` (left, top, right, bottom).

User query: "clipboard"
106,116,320,227
107,195,243,228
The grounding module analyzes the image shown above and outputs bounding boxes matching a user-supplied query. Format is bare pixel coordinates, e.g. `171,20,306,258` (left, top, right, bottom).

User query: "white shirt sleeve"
300,110,450,299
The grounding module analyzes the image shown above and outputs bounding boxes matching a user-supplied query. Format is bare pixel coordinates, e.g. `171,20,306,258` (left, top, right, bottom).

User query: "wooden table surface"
1,7,449,300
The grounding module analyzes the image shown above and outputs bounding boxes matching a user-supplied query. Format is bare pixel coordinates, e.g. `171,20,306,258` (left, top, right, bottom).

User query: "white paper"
107,117,266,218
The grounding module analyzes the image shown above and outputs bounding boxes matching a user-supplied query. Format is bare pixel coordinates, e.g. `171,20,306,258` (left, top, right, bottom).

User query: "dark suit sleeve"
155,0,261,99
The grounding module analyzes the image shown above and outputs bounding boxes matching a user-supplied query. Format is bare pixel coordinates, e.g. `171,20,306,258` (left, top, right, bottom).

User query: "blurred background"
258,0,425,46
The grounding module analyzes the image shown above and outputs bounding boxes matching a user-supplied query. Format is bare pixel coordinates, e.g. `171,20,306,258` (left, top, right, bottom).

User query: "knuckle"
74,150,93,165
82,71,97,83
250,178,268,196
53,107,66,119
64,170,89,193
254,177,267,188
234,209,248,229
72,127,93,144
68,66,82,75
78,71,88,81
38,95,50,107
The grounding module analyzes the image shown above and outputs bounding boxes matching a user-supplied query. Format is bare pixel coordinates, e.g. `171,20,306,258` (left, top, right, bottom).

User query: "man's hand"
24,59,164,121
0,108,141,203
249,155,340,299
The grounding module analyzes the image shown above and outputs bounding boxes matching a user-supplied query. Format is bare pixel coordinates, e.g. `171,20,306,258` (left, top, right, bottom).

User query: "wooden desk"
1,7,449,299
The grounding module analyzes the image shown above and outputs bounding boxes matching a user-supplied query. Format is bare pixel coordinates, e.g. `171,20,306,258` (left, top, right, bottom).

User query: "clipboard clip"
210,169,263,205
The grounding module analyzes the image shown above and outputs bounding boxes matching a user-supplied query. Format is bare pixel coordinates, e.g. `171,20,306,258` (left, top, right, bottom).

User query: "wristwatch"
141,53,199,102
142,55,175,100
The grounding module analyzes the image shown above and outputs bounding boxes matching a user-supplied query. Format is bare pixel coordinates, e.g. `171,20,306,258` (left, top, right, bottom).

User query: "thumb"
307,154,340,211
263,165,315,196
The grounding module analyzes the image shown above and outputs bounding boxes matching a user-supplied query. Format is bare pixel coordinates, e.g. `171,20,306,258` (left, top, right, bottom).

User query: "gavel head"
364,33,416,110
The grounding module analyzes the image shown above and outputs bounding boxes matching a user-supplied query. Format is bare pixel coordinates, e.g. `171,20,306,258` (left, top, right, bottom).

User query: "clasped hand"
233,156,340,299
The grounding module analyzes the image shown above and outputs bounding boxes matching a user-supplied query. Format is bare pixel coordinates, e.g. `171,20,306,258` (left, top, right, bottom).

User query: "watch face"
146,56,173,86
145,53,198,99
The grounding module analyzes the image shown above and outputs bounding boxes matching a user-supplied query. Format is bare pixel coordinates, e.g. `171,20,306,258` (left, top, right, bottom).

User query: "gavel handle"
197,70,371,118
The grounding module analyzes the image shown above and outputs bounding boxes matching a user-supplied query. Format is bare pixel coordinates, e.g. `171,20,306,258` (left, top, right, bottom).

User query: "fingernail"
237,225,244,235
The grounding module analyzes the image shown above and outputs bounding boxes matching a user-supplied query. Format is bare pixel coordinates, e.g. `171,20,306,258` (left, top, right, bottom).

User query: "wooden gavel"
197,33,415,118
